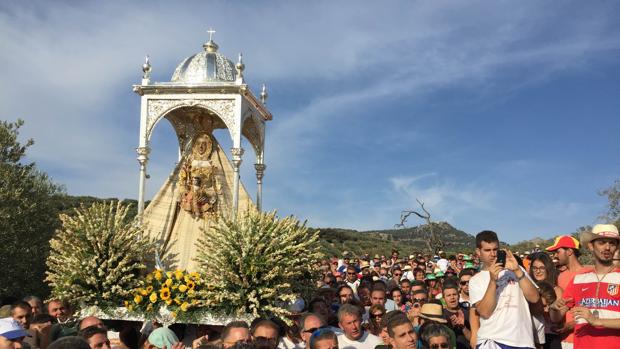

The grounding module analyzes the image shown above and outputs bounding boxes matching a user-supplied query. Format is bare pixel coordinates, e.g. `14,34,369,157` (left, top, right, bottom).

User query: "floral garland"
126,269,205,319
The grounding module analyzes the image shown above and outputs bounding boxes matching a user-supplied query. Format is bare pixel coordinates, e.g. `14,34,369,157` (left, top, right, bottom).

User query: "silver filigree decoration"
146,99,237,142
242,117,264,156
171,51,236,83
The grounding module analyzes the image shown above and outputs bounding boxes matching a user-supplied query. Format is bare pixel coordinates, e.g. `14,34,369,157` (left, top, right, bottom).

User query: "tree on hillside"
600,180,620,224
0,119,63,298
396,198,445,254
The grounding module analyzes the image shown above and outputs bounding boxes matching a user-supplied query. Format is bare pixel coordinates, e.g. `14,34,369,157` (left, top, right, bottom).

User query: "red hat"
546,235,579,251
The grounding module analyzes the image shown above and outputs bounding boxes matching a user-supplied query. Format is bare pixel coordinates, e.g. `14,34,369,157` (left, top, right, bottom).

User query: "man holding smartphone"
469,230,540,349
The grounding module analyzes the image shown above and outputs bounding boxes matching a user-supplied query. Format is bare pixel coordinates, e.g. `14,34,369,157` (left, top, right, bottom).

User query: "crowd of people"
1,225,619,349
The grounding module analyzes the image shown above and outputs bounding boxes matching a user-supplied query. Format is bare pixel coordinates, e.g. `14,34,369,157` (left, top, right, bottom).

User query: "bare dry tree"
395,198,444,254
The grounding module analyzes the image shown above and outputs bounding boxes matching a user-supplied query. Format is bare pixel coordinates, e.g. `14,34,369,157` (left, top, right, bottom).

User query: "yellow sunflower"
160,287,171,301
186,280,196,290
174,270,184,281
180,302,190,312
139,288,148,296
149,292,157,303
154,270,163,281
178,284,188,293
134,295,143,304
165,278,173,287
146,286,153,294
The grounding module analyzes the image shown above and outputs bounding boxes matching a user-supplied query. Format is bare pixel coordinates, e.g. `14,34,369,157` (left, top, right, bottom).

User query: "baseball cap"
0,317,29,340
463,261,475,269
546,235,579,251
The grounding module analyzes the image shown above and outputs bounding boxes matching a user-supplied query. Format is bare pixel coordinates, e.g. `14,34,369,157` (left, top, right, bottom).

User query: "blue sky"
1,1,619,243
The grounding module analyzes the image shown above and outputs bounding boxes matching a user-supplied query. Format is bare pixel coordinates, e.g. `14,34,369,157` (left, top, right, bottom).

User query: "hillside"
314,222,479,258
315,228,421,258
363,222,476,253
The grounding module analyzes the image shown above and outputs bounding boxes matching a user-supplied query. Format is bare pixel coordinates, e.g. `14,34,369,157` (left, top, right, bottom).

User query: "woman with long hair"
528,252,562,299
365,304,386,336
528,252,562,349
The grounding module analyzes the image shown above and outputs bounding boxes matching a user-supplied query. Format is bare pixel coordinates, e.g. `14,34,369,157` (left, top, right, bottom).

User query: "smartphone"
497,250,506,267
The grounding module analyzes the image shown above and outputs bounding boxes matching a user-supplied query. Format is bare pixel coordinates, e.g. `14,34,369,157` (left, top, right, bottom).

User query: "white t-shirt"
336,331,382,349
437,258,449,272
278,337,305,349
469,267,535,348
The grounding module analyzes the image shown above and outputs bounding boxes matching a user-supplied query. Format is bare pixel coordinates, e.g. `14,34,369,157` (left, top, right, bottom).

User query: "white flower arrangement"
194,210,323,322
45,201,155,308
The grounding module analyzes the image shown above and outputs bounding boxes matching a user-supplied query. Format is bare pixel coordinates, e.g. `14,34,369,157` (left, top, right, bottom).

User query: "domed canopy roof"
171,40,236,84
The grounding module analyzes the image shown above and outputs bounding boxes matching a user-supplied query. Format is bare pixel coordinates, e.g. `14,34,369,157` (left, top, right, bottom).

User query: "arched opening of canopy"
241,114,264,162
148,105,235,153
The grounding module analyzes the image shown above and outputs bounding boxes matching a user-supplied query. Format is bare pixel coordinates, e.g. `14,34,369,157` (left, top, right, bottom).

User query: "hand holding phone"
497,250,507,267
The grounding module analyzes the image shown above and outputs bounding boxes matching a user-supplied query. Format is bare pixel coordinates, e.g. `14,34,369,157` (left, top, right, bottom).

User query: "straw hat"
580,224,620,246
418,303,447,323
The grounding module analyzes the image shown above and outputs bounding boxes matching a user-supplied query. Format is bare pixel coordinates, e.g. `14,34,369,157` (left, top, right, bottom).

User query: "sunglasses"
371,313,384,318
225,339,251,345
254,336,277,343
347,272,357,275
393,273,402,277
460,280,469,285
304,325,329,334
430,343,449,349
413,298,426,303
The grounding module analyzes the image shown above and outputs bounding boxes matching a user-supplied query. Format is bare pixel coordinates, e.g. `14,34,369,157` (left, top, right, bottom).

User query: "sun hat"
403,265,412,271
0,317,29,340
425,273,436,281
360,260,371,269
148,327,179,349
546,235,580,251
418,303,447,323
580,224,620,246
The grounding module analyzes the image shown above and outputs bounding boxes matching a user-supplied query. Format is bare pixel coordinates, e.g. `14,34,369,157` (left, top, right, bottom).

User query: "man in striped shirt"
550,224,620,348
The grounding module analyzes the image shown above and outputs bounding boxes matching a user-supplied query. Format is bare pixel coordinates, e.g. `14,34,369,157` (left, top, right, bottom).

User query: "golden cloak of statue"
178,133,221,219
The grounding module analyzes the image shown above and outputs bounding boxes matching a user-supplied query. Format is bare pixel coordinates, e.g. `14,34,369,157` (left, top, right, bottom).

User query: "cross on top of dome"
203,28,219,53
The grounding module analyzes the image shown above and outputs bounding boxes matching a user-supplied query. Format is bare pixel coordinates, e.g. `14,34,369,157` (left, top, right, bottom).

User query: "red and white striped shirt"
563,267,620,348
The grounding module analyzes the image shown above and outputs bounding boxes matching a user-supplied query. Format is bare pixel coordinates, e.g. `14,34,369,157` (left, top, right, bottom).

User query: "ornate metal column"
136,146,151,217
254,163,266,211
231,147,244,217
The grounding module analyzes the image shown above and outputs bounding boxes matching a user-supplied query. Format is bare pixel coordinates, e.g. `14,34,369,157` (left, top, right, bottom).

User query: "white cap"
0,317,28,340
